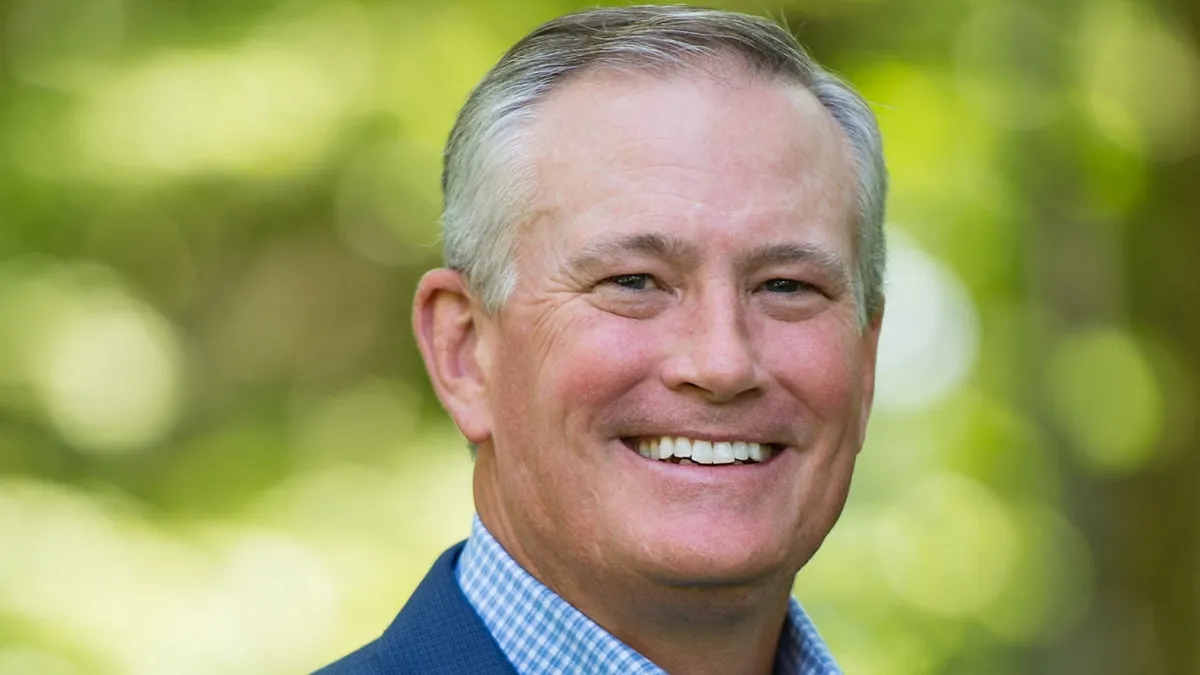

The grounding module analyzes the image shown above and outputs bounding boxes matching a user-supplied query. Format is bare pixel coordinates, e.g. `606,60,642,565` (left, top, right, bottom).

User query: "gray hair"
441,4,887,324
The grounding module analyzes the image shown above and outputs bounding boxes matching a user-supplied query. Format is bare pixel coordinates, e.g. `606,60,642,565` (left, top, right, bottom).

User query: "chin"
627,519,800,588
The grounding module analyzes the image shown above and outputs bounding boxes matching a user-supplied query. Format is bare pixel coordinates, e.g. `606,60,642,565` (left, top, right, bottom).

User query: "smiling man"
317,5,886,675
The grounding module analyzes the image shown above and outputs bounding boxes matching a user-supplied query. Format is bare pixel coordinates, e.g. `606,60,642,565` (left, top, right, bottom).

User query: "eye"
761,278,816,294
605,273,658,291
592,272,671,319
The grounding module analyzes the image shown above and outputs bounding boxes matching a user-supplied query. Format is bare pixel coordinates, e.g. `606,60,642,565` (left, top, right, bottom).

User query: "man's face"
472,69,880,593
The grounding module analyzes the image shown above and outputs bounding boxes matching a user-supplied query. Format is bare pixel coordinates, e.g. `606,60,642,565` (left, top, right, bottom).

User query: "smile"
624,436,782,465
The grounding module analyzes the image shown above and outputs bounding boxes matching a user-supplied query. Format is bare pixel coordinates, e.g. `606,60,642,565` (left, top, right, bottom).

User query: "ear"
412,268,493,444
857,303,885,446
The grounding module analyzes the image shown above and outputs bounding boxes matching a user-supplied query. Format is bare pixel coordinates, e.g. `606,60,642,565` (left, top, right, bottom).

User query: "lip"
614,437,794,486
620,436,785,463
622,433,787,446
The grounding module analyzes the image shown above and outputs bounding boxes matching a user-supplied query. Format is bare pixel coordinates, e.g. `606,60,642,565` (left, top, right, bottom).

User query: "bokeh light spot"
0,648,81,675
16,266,185,456
1076,0,1200,160
291,378,420,466
876,472,1017,617
71,2,375,180
876,231,980,412
1046,328,1165,474
202,532,343,673
980,502,1093,644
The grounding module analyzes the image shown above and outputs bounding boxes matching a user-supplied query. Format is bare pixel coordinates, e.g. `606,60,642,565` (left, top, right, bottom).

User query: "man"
317,5,885,674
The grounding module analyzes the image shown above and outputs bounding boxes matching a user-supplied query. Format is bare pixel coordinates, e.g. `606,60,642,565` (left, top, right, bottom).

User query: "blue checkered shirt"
456,516,842,675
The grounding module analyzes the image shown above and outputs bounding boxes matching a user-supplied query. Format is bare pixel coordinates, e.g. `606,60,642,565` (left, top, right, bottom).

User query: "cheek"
486,315,659,512
766,320,864,415
493,311,658,433
541,316,659,410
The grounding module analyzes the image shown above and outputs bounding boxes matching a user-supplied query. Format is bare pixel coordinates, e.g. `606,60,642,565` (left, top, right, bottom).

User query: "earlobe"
412,268,494,444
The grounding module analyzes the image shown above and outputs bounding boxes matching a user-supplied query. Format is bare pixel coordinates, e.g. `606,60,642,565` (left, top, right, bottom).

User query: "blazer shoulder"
312,542,518,675
311,639,381,675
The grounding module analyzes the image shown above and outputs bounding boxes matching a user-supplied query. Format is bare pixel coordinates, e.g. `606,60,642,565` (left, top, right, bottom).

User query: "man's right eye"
606,273,656,291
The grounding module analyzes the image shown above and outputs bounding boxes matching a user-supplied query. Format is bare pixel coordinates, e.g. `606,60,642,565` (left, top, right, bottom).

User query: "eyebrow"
567,232,852,291
567,232,701,273
739,243,852,291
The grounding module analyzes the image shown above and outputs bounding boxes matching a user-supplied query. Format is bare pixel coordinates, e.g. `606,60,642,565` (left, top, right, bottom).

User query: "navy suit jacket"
313,542,518,675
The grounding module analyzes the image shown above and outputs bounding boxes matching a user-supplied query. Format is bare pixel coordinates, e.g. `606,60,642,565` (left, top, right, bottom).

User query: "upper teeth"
637,437,771,464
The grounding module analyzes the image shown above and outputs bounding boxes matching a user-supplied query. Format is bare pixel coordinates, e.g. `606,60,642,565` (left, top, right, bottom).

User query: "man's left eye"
762,278,813,293
607,273,657,291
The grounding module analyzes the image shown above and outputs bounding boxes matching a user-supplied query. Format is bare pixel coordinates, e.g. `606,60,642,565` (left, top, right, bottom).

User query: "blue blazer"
313,543,518,675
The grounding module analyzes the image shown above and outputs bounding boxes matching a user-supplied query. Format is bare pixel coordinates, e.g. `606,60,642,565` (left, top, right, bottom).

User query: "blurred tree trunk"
1031,1,1200,670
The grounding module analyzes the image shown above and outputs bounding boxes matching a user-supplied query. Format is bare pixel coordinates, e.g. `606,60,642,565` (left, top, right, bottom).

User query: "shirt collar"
456,515,842,675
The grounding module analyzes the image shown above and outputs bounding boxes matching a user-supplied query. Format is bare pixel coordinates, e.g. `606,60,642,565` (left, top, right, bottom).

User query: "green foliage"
0,0,1197,673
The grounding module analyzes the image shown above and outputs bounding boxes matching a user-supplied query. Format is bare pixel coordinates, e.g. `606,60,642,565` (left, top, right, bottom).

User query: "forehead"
521,68,858,255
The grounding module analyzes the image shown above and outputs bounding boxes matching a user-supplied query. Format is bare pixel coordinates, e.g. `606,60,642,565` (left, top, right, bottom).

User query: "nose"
660,288,768,403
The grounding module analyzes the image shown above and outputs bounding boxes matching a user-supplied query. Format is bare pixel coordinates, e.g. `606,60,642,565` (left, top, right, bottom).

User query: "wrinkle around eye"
590,274,673,318
753,279,837,323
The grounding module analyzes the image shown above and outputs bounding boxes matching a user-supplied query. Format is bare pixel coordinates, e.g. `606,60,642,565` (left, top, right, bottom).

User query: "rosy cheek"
550,318,660,404
767,323,860,408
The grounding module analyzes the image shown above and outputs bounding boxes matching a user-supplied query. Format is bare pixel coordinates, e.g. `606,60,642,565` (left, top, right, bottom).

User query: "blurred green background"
1,0,1197,673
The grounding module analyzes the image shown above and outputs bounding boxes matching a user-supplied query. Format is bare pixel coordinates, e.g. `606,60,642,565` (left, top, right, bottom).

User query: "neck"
601,584,793,675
